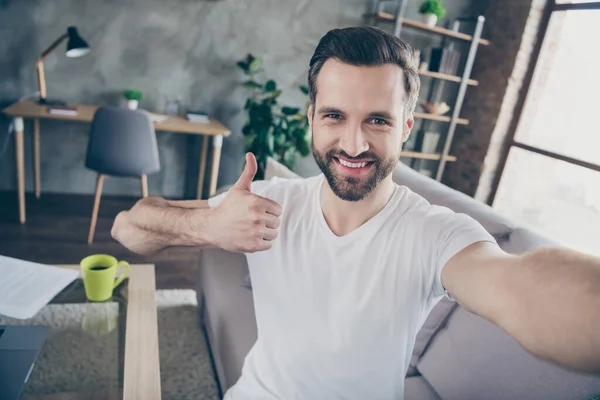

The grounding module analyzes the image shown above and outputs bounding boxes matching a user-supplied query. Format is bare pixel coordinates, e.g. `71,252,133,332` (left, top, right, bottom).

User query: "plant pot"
422,14,438,27
127,99,139,110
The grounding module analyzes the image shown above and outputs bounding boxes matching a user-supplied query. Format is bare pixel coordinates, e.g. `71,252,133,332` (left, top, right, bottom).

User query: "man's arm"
111,153,282,255
111,197,213,254
442,242,600,374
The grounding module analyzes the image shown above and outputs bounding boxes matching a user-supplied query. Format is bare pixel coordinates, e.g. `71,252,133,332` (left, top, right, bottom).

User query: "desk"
2,100,231,223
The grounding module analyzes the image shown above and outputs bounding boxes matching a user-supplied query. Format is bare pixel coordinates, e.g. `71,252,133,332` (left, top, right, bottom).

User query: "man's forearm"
501,247,600,373
111,197,214,254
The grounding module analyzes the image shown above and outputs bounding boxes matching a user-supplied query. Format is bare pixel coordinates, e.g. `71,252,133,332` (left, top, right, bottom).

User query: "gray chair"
85,106,160,244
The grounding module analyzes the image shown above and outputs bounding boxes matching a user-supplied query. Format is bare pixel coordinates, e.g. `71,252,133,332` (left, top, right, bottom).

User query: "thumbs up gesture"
208,153,282,253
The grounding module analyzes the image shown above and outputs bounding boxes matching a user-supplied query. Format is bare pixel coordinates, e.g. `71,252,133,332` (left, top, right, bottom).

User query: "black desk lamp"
36,26,90,105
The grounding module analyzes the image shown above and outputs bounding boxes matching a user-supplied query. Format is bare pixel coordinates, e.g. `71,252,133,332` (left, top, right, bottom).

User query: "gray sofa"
196,161,600,399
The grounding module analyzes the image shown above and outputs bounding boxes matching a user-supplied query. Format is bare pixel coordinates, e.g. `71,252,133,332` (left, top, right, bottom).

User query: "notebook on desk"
47,104,78,116
0,256,79,319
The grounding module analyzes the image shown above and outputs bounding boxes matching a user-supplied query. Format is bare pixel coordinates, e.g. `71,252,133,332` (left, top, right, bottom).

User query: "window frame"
488,1,600,205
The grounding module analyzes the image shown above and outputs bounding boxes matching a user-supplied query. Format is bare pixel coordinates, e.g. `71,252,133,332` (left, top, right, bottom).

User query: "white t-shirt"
208,174,495,400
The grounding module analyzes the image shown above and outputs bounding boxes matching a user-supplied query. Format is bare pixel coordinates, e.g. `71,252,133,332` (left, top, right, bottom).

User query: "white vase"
422,14,438,27
127,99,139,110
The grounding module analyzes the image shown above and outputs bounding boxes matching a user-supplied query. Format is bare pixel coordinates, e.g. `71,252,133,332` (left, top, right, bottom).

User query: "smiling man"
111,27,600,399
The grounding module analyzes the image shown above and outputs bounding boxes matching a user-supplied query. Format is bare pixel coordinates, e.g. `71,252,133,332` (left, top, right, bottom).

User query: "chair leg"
88,174,105,244
141,174,148,198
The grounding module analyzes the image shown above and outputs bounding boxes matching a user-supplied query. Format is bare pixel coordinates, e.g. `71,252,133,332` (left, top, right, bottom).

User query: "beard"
312,141,398,202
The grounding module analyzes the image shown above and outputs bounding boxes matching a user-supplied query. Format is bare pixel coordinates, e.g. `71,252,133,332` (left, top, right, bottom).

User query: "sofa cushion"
406,297,458,376
404,376,442,400
417,307,600,400
392,162,516,237
499,227,557,254
265,157,301,180
198,249,257,392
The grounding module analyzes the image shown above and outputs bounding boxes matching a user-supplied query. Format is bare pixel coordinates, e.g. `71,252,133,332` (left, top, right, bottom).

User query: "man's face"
308,59,414,202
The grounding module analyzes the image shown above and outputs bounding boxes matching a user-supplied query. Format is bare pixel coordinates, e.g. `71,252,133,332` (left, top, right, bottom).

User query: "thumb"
233,152,257,191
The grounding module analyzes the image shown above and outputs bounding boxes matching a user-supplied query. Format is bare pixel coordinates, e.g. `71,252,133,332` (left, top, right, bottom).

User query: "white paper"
0,256,79,319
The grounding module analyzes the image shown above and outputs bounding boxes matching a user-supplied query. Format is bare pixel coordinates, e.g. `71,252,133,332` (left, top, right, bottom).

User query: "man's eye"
368,118,388,125
325,113,342,120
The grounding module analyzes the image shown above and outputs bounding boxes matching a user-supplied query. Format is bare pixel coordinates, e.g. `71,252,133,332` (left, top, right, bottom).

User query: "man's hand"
207,153,282,253
110,152,282,255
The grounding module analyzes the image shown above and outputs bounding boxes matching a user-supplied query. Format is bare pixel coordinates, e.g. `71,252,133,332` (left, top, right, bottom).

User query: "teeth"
339,159,367,168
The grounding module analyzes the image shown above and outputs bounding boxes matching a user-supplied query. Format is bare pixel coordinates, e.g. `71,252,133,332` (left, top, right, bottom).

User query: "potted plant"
237,53,311,180
123,89,143,110
419,0,445,27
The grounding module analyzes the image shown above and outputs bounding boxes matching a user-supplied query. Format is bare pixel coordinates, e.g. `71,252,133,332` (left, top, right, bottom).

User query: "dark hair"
308,26,420,116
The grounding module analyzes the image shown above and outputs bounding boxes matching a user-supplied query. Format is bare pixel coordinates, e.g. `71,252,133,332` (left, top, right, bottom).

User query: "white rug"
0,290,220,400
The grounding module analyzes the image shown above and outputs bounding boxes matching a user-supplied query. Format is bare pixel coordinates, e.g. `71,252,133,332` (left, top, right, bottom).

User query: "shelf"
400,151,457,162
419,70,478,86
368,12,490,46
413,112,469,125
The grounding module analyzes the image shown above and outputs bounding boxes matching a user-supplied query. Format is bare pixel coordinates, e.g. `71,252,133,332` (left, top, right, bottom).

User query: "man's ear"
307,105,314,130
402,114,414,143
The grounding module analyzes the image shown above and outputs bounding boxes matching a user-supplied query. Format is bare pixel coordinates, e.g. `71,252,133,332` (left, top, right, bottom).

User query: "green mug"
80,254,129,302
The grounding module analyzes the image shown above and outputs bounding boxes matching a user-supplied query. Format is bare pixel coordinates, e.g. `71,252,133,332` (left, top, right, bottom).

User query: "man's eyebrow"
368,111,396,121
317,106,344,115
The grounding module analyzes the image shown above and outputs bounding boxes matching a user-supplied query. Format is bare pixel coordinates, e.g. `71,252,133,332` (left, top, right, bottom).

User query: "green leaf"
242,124,252,136
279,118,288,133
249,58,262,73
264,89,282,100
243,80,262,89
266,130,275,153
236,61,249,73
265,80,277,92
286,119,299,134
275,132,286,147
123,89,143,101
293,127,306,140
244,133,257,149
281,107,300,116
296,135,311,156
283,147,296,169
244,98,252,110
419,0,445,18
299,85,309,95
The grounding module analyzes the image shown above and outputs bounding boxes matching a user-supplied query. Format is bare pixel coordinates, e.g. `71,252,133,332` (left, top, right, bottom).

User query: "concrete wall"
0,0,483,199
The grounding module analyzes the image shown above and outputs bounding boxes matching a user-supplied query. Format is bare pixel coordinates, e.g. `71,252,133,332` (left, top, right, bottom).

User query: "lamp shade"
65,26,89,58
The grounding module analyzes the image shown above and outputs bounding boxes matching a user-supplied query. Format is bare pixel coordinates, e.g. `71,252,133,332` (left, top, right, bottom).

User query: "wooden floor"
0,191,200,290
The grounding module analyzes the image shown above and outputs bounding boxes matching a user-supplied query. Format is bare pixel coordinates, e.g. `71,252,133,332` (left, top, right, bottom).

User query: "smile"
338,159,368,168
333,157,375,171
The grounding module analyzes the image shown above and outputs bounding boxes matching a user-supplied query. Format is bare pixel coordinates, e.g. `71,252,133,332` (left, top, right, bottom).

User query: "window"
492,2,600,257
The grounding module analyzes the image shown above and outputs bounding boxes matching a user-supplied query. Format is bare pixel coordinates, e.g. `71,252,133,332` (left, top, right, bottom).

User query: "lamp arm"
39,33,69,61
36,32,68,101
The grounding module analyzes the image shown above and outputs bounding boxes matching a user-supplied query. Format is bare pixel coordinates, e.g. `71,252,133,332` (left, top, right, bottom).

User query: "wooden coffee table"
20,264,161,400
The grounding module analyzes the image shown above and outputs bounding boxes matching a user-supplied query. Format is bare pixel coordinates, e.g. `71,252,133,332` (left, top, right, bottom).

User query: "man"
112,27,600,399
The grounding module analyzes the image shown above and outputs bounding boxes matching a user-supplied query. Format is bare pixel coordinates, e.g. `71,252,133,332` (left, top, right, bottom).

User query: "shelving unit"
414,112,469,125
368,11,490,45
400,151,457,162
418,70,478,86
365,1,489,182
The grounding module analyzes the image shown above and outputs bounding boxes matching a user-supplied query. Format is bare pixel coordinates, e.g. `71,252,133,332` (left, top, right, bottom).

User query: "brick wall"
441,0,550,200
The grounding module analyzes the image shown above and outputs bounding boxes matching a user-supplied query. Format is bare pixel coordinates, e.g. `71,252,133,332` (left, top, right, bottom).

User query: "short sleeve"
422,208,497,299
207,180,274,208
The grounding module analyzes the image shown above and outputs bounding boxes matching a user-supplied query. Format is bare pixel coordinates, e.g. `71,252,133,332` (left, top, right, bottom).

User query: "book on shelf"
429,48,460,76
47,105,78,116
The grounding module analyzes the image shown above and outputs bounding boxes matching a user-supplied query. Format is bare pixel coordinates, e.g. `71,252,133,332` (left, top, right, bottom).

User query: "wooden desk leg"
208,135,223,198
14,117,26,224
140,174,148,198
197,135,209,199
34,118,40,199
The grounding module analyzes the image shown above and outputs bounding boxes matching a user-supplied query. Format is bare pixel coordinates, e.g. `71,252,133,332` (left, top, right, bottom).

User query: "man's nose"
339,124,369,157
